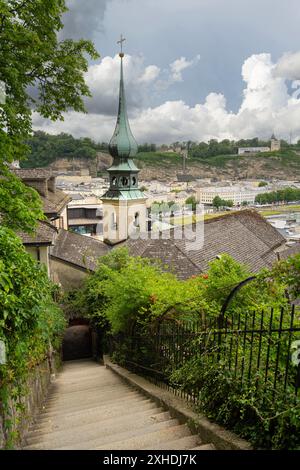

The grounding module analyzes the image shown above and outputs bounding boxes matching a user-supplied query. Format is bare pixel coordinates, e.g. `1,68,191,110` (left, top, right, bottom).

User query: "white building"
197,185,268,206
238,147,270,155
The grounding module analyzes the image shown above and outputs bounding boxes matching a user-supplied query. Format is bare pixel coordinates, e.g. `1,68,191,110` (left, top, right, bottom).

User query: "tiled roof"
14,168,52,179
279,243,300,260
18,221,58,245
121,210,285,279
42,189,71,216
51,230,111,271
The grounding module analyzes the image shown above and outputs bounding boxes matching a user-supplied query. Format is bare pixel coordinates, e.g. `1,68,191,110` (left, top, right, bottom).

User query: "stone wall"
0,354,60,449
50,257,88,291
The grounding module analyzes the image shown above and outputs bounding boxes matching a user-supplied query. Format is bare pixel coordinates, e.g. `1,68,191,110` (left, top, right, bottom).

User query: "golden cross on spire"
117,34,126,57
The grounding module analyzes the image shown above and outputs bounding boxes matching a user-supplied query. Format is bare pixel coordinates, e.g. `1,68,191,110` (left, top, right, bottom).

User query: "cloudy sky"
33,0,300,144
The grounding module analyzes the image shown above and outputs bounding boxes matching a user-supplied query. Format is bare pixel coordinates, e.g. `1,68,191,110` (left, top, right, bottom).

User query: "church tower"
101,36,147,245
270,133,281,152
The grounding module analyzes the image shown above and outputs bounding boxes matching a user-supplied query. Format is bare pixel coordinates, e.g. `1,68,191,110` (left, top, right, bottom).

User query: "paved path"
23,360,215,450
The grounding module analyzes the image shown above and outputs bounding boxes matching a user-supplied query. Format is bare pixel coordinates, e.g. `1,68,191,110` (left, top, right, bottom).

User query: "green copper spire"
109,40,138,159
101,35,146,201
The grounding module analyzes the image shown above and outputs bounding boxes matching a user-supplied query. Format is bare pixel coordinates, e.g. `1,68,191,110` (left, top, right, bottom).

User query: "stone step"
31,400,161,432
39,392,148,417
24,418,179,450
22,360,214,452
143,434,200,450
95,424,192,450
25,410,172,447
36,398,155,421
191,443,216,450
44,390,142,408
46,381,125,397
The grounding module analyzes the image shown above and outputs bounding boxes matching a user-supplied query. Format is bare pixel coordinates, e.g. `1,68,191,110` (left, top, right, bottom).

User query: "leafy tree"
0,0,99,231
212,196,233,209
22,131,107,168
258,181,268,187
71,248,208,334
70,249,287,335
255,187,300,205
185,196,197,211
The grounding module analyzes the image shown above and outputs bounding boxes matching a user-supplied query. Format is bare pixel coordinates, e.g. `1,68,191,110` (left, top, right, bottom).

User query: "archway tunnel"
62,319,102,361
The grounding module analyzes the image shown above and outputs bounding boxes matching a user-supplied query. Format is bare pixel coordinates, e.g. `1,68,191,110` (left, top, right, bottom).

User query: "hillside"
135,149,300,180
21,133,300,181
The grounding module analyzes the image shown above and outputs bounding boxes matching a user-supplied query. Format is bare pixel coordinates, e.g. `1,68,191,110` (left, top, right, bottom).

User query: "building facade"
197,185,264,206
238,147,270,155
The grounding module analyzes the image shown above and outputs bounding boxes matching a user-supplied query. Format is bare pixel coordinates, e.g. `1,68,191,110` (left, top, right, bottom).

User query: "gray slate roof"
121,210,285,279
51,230,110,271
279,243,300,260
18,221,58,246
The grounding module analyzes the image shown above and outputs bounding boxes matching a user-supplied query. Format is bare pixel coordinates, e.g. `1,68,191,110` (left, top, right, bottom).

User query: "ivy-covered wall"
0,227,66,448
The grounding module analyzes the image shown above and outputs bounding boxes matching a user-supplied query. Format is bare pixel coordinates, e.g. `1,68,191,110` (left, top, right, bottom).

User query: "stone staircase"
22,360,215,450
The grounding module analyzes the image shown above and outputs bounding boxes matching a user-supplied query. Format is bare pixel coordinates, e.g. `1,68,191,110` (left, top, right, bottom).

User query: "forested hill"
21,131,300,181
21,131,109,168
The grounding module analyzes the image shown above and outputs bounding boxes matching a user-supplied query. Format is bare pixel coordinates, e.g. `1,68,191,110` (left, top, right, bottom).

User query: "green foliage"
138,143,157,153
258,181,268,187
0,227,66,445
0,0,99,229
255,187,300,205
72,249,296,450
189,139,237,159
71,250,286,335
0,164,44,232
0,0,99,164
0,227,66,375
135,152,182,167
185,196,197,211
22,131,108,168
212,195,234,209
72,248,208,334
170,355,300,449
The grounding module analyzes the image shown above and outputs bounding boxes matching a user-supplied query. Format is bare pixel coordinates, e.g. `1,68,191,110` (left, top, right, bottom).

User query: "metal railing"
109,306,300,406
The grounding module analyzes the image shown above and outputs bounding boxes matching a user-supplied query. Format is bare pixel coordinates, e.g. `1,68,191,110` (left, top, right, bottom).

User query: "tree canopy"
255,187,300,205
22,131,108,168
0,0,99,231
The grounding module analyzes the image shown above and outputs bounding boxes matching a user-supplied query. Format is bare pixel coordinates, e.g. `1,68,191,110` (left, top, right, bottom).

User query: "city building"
196,185,263,206
67,195,103,237
14,169,70,230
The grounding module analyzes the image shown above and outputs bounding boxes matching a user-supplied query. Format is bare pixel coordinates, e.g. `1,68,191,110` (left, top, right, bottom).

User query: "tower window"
111,212,117,230
111,176,117,186
132,176,136,186
134,212,140,228
121,176,128,186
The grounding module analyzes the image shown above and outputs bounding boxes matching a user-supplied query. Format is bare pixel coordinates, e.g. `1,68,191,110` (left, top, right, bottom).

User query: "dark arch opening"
62,320,93,361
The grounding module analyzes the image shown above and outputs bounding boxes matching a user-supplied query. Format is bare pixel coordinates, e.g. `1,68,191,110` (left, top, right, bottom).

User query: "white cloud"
170,55,201,82
83,54,161,114
273,51,300,80
33,51,300,144
137,65,160,84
